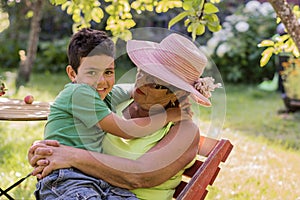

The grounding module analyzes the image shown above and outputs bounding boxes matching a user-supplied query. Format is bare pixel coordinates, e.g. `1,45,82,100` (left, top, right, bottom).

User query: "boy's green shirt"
44,83,133,152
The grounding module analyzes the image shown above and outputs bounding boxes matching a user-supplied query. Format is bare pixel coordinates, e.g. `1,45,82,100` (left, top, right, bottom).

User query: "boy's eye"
105,70,114,76
88,71,97,76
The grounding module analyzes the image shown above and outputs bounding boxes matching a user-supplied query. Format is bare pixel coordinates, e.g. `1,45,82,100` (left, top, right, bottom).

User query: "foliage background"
0,0,280,84
202,1,277,83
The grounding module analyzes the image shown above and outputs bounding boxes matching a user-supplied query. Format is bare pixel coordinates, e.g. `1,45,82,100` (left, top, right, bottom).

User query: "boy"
35,28,186,199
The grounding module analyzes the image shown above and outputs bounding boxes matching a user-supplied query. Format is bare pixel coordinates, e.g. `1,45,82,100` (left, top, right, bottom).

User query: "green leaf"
105,5,115,15
72,13,81,23
125,19,136,28
192,0,201,8
192,29,197,41
61,1,72,10
120,29,132,41
260,47,274,67
187,24,192,32
51,0,67,6
183,1,193,10
277,34,290,43
184,18,191,27
131,1,141,10
204,3,219,14
25,11,34,19
145,5,154,12
91,7,104,23
168,11,189,29
206,15,221,32
293,46,300,57
257,40,274,47
66,4,74,15
200,0,206,9
196,24,205,35
207,23,221,32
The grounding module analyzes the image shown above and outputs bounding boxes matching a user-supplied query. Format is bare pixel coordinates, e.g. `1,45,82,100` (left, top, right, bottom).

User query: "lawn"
0,70,299,199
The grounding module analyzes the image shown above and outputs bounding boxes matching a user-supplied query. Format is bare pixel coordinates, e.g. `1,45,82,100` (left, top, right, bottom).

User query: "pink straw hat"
127,33,219,106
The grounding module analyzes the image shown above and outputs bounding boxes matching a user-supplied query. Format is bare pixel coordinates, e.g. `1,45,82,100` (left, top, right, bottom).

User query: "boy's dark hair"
68,28,115,73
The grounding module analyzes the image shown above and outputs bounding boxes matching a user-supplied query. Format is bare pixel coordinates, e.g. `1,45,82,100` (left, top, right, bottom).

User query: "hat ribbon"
194,77,222,98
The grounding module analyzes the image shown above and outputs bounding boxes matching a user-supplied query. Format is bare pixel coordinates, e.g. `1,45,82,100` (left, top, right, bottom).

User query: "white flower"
225,14,248,24
235,21,249,32
259,2,275,16
245,0,261,13
214,29,233,41
200,46,213,56
207,37,220,50
216,43,231,57
222,22,232,30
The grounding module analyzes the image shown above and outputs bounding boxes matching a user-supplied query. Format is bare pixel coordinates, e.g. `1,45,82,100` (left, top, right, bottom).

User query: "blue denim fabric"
35,168,138,200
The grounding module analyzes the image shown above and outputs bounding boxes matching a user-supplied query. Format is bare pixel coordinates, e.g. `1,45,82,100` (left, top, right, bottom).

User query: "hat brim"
127,40,211,107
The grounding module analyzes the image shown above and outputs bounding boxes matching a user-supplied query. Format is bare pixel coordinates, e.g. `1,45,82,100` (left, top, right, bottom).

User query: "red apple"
24,95,34,104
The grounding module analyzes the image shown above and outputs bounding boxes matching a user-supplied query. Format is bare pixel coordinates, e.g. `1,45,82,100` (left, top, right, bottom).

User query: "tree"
259,0,300,66
52,0,299,63
268,0,300,50
16,0,43,88
14,0,221,86
49,0,222,41
15,0,300,86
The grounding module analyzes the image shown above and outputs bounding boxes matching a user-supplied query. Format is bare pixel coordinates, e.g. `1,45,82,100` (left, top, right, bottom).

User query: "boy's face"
68,54,115,100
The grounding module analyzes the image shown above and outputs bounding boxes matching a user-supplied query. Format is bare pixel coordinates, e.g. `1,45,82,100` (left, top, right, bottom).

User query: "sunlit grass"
0,70,299,199
224,84,300,150
206,130,300,200
0,70,67,199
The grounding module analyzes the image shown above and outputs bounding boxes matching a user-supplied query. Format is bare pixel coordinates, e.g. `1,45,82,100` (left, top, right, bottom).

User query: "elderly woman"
29,33,220,200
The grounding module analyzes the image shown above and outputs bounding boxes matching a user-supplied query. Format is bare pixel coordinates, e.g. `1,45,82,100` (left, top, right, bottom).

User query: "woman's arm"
29,120,199,189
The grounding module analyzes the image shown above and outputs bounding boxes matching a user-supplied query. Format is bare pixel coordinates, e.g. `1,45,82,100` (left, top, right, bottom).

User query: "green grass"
224,84,300,150
0,70,68,199
0,70,299,199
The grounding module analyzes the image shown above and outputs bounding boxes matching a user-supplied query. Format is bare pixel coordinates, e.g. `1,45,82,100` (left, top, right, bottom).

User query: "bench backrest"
173,136,233,200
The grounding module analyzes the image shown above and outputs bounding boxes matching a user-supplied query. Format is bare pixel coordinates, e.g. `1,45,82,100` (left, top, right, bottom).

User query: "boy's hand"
166,99,193,122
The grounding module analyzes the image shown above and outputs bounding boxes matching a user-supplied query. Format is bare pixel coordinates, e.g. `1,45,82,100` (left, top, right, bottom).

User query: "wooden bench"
173,136,233,200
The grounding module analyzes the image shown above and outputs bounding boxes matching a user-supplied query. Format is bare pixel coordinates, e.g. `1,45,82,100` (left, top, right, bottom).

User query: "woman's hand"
28,140,59,165
179,96,193,118
28,140,73,179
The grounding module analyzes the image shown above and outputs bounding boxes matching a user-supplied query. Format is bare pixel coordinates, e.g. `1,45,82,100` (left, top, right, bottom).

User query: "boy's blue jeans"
35,168,138,200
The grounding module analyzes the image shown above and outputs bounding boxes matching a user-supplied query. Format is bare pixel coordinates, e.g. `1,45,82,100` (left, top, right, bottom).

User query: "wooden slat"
183,160,203,177
174,138,233,200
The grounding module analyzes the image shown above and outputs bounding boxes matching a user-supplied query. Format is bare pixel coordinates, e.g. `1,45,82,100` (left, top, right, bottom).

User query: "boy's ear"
66,65,77,82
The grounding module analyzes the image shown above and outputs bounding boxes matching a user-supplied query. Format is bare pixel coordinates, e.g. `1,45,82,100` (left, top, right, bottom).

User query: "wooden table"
0,98,50,121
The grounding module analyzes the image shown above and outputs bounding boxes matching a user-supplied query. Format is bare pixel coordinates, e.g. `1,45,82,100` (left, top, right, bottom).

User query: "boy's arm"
72,84,190,138
97,106,189,139
109,84,134,109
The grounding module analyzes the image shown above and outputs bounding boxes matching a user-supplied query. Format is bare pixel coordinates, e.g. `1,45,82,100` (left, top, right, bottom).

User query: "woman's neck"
122,102,149,119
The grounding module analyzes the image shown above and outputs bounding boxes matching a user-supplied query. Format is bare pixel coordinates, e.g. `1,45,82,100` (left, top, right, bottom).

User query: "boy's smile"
68,54,115,100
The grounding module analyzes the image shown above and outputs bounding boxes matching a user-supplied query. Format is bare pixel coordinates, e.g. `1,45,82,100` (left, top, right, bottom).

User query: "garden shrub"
34,37,69,73
0,31,27,69
202,0,277,83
